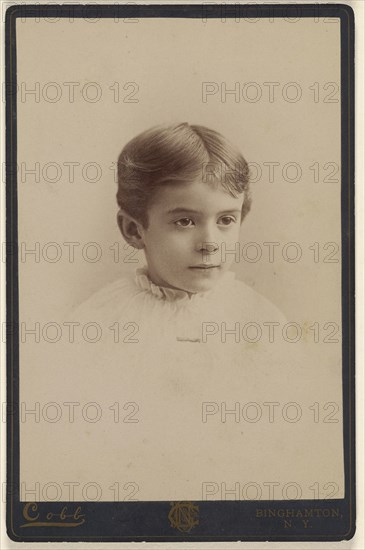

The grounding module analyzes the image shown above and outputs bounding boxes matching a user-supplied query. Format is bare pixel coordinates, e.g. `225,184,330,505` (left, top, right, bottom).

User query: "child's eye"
175,218,195,227
218,216,237,226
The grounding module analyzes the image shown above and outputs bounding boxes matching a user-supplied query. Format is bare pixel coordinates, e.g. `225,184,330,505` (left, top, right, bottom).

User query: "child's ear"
117,210,145,249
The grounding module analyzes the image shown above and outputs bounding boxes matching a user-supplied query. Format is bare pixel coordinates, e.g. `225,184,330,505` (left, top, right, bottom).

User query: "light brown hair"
116,122,251,228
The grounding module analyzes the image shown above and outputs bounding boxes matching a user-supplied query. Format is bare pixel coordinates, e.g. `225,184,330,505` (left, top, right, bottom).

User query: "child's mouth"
189,265,220,270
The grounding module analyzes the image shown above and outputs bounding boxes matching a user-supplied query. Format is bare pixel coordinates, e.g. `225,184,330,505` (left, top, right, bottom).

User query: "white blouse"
47,268,342,501
70,265,287,353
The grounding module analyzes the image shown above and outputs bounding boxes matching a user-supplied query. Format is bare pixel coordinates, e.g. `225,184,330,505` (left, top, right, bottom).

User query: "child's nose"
201,242,219,253
195,224,219,252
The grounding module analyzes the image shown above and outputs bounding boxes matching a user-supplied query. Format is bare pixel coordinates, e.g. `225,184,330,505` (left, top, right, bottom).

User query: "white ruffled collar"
135,266,234,303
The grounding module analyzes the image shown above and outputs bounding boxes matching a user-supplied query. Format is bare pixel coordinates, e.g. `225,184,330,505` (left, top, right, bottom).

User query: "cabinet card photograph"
5,2,355,543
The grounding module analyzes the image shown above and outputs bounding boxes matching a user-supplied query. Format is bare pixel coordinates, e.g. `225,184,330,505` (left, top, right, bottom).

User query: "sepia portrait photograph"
4,1,355,542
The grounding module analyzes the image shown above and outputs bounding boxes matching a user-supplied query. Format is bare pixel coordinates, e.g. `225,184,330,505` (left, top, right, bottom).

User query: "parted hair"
116,122,251,228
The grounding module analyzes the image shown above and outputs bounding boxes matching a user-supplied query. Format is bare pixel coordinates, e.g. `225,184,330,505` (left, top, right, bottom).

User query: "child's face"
139,180,245,294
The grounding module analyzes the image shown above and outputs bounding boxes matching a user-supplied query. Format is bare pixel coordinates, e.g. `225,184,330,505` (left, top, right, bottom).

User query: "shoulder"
229,278,287,324
67,271,141,323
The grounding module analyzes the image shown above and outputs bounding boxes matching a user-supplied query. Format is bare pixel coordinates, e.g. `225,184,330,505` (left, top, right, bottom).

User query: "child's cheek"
158,234,180,258
225,225,241,243
168,230,191,245
169,233,195,259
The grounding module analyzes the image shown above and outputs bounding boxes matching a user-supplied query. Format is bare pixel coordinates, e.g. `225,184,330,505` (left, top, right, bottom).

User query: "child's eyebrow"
167,208,201,215
167,208,241,216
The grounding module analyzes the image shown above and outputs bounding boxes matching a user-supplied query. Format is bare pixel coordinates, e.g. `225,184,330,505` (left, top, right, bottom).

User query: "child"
72,122,286,348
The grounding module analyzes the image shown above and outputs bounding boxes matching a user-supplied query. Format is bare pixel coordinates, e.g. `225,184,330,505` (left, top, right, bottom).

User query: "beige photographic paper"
16,14,344,502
